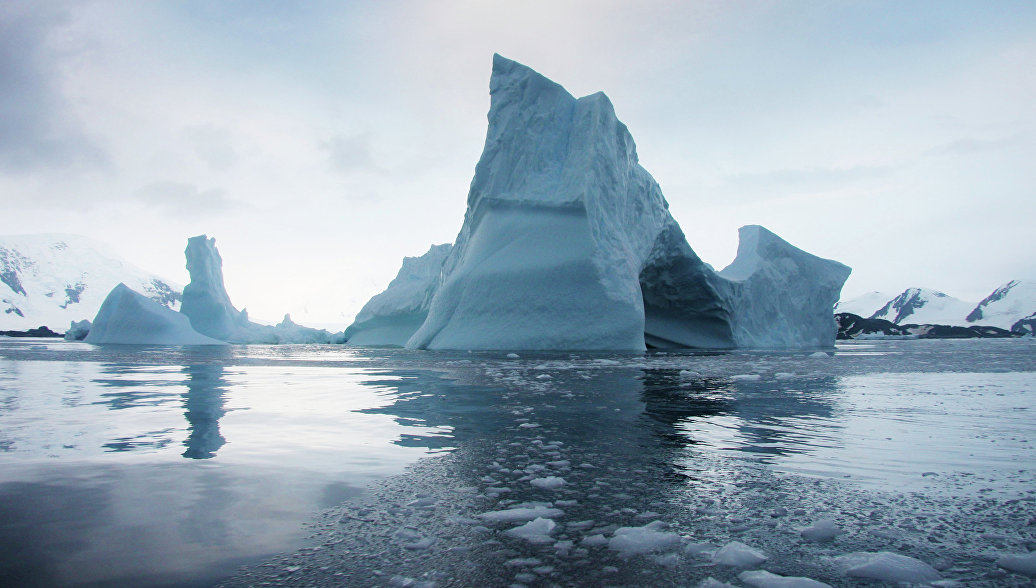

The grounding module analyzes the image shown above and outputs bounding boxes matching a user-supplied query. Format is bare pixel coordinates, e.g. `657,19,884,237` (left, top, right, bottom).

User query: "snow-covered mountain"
834,291,892,317
966,280,1036,332
0,234,181,331
870,288,975,326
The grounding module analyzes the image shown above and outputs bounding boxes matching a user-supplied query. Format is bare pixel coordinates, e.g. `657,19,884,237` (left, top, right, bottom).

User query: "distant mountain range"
837,282,1036,335
0,234,181,331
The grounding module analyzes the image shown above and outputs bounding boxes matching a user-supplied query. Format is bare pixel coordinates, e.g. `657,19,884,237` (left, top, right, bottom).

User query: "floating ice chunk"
505,557,542,567
403,537,435,550
800,518,842,542
679,370,701,379
834,552,942,584
530,476,567,490
738,570,832,588
478,506,564,522
581,534,609,547
608,521,682,556
731,374,762,381
997,552,1036,577
64,319,91,341
504,517,557,544
506,353,520,359
809,351,830,358
698,578,738,588
712,541,768,567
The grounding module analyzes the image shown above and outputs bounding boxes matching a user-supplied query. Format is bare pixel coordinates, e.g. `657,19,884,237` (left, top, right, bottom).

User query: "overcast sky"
2,1,1034,327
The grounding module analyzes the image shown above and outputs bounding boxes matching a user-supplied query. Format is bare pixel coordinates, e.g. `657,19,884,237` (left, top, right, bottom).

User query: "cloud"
926,133,1028,157
134,181,245,217
721,164,900,196
0,2,107,173
319,132,381,175
182,124,238,171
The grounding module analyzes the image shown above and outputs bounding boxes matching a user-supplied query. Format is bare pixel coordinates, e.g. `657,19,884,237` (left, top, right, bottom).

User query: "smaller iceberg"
179,235,335,344
343,244,451,346
84,284,225,345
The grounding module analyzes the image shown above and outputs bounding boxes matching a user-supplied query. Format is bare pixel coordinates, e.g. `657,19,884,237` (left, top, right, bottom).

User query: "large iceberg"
84,283,225,345
343,244,451,346
389,55,849,351
180,235,335,344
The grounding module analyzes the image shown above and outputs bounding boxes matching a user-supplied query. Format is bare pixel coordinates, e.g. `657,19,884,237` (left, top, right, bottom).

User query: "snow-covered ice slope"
870,288,975,326
0,234,180,331
718,225,851,348
966,280,1036,331
402,55,848,350
835,291,892,317
85,283,224,345
179,235,334,344
344,244,451,346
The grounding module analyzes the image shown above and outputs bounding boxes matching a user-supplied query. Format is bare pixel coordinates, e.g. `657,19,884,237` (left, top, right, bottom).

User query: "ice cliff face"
394,55,850,350
85,284,224,345
343,244,451,346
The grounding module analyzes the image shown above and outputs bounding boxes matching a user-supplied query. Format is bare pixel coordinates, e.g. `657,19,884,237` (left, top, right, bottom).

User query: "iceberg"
343,244,451,346
180,235,335,344
84,283,225,345
64,319,91,341
179,235,248,341
717,225,851,348
387,55,848,351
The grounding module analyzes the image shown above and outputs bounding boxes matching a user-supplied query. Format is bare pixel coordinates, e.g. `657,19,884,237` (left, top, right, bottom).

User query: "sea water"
0,338,1033,586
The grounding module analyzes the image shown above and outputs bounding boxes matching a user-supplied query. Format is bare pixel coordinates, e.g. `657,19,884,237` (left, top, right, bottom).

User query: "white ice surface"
997,551,1036,577
84,283,224,345
711,541,768,567
833,551,942,583
503,517,557,544
800,518,842,542
477,506,564,523
738,570,832,588
607,521,682,556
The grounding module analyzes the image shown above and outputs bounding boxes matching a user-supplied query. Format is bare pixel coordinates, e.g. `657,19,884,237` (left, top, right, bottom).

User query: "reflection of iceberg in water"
181,363,228,459
356,356,844,471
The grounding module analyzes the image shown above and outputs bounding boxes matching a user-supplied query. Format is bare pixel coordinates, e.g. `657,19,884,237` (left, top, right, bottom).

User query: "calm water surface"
0,337,1034,586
